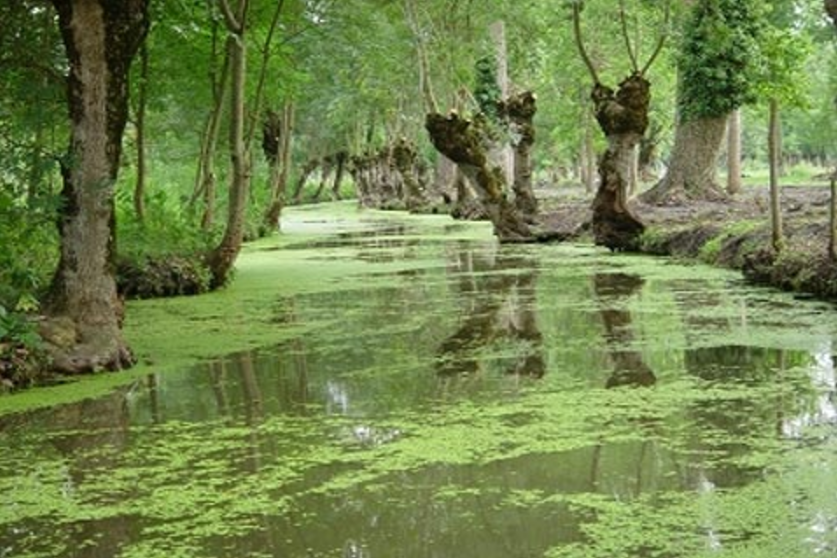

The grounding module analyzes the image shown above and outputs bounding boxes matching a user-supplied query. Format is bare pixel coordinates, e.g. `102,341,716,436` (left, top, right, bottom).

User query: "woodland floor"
538,182,837,300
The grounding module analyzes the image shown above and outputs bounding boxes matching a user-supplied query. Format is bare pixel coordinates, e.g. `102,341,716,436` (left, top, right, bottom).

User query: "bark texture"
425,112,533,242
641,114,728,204
727,108,742,195
45,0,148,373
206,2,250,289
503,91,539,219
392,139,430,212
589,74,649,251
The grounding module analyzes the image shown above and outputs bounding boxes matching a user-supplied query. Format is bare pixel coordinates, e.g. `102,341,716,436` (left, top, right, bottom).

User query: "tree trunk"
489,20,514,187
262,102,294,231
312,155,333,202
641,114,728,204
628,144,639,197
504,91,538,219
330,151,348,200
206,1,250,289
425,112,533,242
828,0,837,24
191,20,230,231
768,99,784,252
392,139,427,212
134,40,148,222
44,0,148,374
589,75,649,251
291,158,318,203
727,108,742,195
582,106,596,192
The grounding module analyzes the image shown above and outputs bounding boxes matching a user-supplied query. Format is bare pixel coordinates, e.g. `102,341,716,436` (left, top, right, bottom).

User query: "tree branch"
246,0,286,146
217,0,240,32
640,0,671,76
404,0,440,113
620,0,639,73
572,1,600,85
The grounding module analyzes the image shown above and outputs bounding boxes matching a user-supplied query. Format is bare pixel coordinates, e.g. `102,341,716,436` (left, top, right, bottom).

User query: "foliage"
474,55,502,122
0,191,58,311
115,187,214,299
0,305,40,349
678,0,767,120
0,304,47,392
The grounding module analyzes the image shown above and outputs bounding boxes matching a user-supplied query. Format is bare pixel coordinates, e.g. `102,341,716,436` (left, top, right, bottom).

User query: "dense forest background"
2,0,837,381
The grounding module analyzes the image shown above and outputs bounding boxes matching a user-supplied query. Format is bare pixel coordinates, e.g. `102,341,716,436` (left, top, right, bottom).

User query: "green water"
2,204,836,557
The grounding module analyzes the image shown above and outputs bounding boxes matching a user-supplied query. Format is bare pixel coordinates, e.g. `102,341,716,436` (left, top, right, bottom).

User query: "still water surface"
2,206,837,557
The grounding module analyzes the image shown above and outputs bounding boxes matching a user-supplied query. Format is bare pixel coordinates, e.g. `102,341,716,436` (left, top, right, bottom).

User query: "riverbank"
541,184,837,302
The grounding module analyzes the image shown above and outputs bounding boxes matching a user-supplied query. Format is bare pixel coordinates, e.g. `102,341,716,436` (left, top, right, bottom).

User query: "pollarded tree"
572,0,671,251
642,0,765,204
44,0,149,373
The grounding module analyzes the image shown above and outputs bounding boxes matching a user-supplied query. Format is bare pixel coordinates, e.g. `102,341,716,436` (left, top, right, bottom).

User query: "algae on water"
1,204,836,557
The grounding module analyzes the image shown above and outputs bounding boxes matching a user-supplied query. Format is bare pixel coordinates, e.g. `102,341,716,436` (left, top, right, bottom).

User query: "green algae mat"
1,203,836,557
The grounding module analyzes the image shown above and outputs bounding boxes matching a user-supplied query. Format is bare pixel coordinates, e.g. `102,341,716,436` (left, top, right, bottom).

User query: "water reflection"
436,249,545,378
2,210,837,558
592,272,656,388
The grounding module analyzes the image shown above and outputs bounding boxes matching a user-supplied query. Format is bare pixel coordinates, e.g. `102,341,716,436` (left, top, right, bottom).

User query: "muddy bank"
540,184,837,301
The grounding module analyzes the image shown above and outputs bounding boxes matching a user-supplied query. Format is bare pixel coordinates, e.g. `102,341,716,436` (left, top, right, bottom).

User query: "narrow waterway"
2,204,836,557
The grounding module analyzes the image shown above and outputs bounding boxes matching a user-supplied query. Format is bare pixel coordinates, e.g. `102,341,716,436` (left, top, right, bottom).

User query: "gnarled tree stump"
425,112,533,242
590,74,649,251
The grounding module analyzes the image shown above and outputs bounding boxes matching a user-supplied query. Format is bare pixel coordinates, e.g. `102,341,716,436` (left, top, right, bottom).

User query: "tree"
572,0,670,250
752,5,812,252
43,0,149,373
205,0,251,289
824,0,837,259
642,0,764,204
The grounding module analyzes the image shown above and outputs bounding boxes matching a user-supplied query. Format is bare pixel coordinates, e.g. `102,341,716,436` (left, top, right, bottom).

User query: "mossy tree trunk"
589,75,649,251
45,0,148,373
425,112,533,242
392,139,428,212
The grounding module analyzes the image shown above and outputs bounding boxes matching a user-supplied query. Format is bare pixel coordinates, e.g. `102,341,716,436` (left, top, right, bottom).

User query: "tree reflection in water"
435,248,545,379
592,272,656,388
